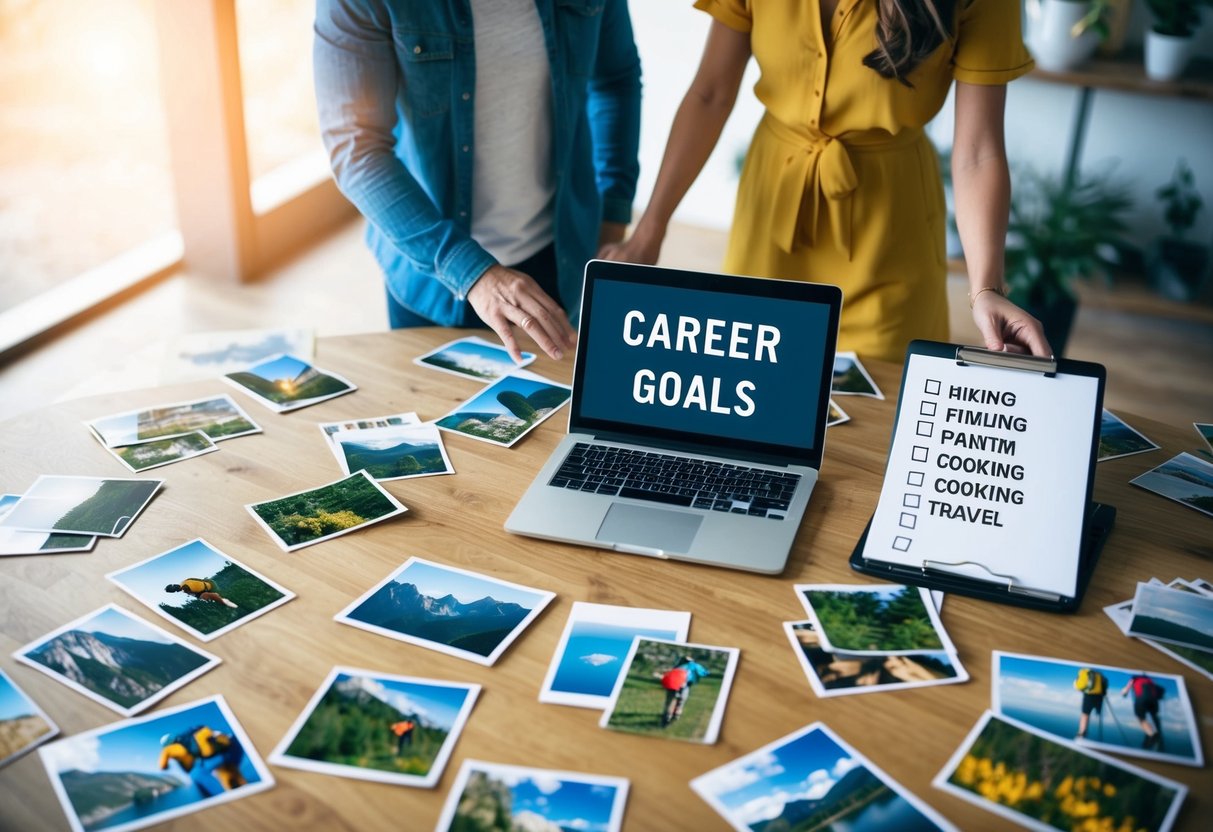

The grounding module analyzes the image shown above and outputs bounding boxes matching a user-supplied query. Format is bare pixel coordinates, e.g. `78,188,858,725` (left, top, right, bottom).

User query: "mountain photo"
334,424,452,481
338,558,554,665
437,373,571,447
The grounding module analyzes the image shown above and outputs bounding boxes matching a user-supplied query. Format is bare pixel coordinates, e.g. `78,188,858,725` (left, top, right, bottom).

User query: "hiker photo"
992,652,1204,767
599,637,738,745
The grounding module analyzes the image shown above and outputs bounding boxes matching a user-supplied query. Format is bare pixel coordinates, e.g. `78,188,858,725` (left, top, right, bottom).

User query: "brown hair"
863,0,957,87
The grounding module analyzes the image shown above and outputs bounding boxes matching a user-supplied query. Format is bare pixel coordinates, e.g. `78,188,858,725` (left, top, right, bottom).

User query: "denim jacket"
314,0,642,326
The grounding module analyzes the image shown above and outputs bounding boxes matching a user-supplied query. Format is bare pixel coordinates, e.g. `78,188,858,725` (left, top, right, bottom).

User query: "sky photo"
0,672,41,721
0,476,157,535
328,672,469,730
472,766,621,831
41,699,260,786
423,338,533,378
697,725,902,828
450,375,567,419
111,540,239,609
996,654,1195,759
243,353,312,382
376,559,543,609
1131,583,1213,646
552,621,682,697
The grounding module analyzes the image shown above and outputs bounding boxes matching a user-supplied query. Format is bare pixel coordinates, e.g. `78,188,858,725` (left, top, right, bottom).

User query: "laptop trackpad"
596,503,702,554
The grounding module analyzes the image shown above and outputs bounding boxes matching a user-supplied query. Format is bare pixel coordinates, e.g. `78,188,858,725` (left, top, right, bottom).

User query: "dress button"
413,45,422,54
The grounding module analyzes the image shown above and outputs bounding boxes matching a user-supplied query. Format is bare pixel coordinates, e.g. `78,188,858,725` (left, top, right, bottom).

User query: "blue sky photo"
1132,583,1213,648
551,622,682,697
42,699,263,830
243,353,311,382
112,540,240,609
996,655,1195,759
70,606,177,645
474,767,620,831
0,672,40,721
329,672,469,731
696,725,934,830
423,339,532,377
372,560,543,608
449,375,567,420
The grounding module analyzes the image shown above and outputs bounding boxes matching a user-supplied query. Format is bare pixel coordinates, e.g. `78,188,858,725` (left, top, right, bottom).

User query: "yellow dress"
694,0,1033,362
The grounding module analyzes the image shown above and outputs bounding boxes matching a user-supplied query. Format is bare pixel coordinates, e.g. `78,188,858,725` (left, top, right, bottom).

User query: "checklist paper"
863,352,1100,599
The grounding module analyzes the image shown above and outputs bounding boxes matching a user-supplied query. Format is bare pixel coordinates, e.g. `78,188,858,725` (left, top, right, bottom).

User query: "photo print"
0,668,59,769
783,620,967,698
161,326,314,383
1195,422,1213,453
0,493,95,556
831,351,884,399
1126,581,1213,653
436,369,571,448
1097,409,1160,462
827,399,850,427
0,475,162,538
329,422,454,481
245,470,406,552
86,394,262,447
993,651,1203,767
1104,580,1213,683
223,353,356,412
934,711,1186,832
795,583,957,656
600,637,738,745
539,602,692,709
269,666,479,788
318,411,420,443
1130,452,1213,518
104,432,218,473
415,334,536,382
14,604,220,717
435,759,628,832
107,538,295,642
39,695,272,832
692,721,955,832
335,556,555,666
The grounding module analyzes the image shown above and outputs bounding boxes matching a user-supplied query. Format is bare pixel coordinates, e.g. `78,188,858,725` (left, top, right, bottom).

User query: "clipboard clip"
921,559,1062,603
955,346,1057,377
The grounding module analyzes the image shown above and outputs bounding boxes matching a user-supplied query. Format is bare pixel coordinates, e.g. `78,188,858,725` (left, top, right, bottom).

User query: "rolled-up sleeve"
952,0,1034,85
313,0,493,298
587,0,643,225
693,0,752,33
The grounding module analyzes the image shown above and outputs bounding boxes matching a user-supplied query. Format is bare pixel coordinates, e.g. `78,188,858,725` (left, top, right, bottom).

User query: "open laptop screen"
571,261,841,467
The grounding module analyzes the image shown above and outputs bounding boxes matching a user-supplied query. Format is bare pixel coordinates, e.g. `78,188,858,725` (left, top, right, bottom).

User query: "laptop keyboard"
548,442,799,520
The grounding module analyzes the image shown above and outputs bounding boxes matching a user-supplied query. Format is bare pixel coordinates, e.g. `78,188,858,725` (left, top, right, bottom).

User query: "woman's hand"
971,291,1053,357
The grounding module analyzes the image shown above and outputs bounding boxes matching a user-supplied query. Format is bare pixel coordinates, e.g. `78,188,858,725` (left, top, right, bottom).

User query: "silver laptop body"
505,260,842,574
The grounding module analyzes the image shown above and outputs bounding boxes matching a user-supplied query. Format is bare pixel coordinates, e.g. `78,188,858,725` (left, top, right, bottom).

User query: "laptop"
505,260,842,574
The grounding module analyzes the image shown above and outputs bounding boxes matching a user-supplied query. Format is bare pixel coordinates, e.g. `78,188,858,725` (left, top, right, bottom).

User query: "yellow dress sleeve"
953,0,1034,85
693,0,752,33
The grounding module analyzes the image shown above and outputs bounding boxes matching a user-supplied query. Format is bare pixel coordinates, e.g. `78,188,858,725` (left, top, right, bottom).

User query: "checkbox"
899,513,917,529
907,471,925,487
924,379,941,396
911,446,929,463
916,420,934,438
920,400,937,417
893,536,912,552
903,493,921,508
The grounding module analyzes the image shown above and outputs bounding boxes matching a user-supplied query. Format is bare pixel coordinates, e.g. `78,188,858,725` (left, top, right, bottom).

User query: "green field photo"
604,640,732,743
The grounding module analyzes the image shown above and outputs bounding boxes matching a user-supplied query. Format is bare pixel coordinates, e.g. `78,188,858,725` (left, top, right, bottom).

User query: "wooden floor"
2,219,1211,434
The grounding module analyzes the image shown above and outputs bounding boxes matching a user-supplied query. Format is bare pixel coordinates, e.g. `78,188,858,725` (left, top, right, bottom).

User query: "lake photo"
1131,452,1213,518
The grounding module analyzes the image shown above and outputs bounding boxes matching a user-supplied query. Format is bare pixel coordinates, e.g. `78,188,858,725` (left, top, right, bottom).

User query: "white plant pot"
1025,0,1100,72
1144,30,1196,82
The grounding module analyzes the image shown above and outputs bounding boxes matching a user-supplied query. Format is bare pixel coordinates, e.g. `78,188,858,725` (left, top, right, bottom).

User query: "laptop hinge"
582,429,814,469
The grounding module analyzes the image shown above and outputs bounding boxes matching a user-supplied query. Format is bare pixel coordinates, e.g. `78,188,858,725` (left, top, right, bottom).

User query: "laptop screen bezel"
569,260,842,468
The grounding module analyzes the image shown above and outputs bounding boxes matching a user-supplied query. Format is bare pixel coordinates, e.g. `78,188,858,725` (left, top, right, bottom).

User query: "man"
1073,666,1106,740
165,578,239,609
313,0,642,363
1121,672,1166,750
159,725,247,796
391,718,416,754
661,654,709,726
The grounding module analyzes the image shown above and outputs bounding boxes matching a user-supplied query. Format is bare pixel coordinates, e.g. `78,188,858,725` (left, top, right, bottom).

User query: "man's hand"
467,264,576,362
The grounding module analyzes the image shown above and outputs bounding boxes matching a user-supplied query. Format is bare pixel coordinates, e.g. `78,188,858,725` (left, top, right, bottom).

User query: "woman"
603,1,1050,362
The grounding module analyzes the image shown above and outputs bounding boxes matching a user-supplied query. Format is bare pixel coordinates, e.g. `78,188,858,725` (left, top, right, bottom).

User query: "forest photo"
799,584,951,655
246,471,405,551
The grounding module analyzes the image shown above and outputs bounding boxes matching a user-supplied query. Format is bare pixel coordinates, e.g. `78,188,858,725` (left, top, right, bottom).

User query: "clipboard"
849,340,1114,613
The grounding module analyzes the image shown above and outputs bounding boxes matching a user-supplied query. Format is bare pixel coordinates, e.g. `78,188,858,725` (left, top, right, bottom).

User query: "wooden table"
1,328,1209,831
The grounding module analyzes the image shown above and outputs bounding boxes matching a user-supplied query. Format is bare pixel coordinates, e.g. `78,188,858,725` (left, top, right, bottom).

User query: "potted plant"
1004,169,1134,355
1025,0,1115,72
1143,0,1213,80
1148,158,1208,300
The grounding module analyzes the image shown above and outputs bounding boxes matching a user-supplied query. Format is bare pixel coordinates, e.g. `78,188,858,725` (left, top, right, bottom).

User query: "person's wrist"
968,284,1007,309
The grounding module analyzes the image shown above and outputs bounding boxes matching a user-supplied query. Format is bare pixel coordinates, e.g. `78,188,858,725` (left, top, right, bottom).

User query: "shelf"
1030,52,1213,101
